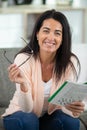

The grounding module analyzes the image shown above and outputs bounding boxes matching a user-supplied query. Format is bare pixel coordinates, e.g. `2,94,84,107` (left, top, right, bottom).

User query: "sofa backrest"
0,48,21,107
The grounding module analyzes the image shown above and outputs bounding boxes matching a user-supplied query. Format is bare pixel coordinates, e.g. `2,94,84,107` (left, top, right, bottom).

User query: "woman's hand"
8,64,26,84
65,101,85,116
8,64,28,92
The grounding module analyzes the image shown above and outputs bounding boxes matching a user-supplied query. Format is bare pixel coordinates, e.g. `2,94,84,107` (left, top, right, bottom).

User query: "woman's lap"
3,111,39,130
3,110,80,130
39,110,80,130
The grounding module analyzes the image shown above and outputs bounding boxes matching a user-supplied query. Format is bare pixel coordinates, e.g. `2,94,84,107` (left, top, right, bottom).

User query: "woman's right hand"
8,64,25,84
8,63,29,92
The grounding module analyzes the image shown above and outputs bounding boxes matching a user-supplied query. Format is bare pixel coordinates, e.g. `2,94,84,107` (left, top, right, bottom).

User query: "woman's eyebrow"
42,27,62,33
42,27,50,30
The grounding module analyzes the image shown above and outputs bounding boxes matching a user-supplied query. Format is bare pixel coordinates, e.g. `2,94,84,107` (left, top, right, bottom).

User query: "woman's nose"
48,32,55,40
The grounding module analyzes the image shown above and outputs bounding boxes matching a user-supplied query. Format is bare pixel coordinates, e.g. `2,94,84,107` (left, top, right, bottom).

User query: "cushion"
0,48,21,107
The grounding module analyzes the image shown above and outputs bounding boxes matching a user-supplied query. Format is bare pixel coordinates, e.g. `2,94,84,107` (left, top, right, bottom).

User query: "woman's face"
37,18,63,54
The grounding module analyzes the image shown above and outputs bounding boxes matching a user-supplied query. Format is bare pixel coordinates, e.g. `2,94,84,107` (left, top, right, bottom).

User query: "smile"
44,42,55,46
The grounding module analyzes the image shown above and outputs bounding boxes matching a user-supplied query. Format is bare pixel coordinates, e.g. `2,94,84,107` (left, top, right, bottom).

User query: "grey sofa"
0,48,87,130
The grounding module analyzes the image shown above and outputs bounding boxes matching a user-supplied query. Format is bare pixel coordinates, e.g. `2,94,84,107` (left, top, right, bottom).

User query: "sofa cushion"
80,111,87,130
0,48,21,107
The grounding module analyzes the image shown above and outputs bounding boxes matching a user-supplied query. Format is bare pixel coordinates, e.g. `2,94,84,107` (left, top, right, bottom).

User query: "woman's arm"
3,53,34,116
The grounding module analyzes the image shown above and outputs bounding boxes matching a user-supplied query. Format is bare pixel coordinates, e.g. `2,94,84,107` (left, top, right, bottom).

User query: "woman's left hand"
65,101,85,116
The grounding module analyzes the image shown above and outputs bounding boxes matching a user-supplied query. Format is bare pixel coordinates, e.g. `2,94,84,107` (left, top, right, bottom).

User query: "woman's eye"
55,32,61,36
43,30,49,33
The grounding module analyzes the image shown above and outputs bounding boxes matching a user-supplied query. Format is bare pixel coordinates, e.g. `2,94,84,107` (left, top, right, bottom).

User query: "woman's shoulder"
70,54,80,65
14,53,35,66
14,53,41,68
15,53,29,59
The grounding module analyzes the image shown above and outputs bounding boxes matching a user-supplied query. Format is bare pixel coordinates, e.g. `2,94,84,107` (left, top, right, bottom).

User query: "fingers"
8,64,19,82
71,101,85,107
65,101,85,114
8,64,26,84
66,104,84,113
8,64,18,72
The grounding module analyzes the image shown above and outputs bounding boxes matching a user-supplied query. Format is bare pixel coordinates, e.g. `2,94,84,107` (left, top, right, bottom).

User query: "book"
48,81,87,106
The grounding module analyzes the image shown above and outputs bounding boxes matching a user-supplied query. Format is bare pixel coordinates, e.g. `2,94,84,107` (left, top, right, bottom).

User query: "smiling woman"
2,9,84,130
37,18,62,54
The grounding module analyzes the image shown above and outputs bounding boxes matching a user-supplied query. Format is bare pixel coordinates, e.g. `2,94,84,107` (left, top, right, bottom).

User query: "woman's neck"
39,51,55,65
39,51,55,82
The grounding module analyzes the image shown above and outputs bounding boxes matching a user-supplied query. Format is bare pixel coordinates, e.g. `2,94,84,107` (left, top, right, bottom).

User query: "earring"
37,37,38,41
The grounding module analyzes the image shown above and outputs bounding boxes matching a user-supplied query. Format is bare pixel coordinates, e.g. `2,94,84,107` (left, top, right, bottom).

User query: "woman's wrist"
72,112,80,117
20,82,28,93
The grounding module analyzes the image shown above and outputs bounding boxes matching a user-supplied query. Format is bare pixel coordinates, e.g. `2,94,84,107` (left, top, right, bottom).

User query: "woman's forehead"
41,18,62,30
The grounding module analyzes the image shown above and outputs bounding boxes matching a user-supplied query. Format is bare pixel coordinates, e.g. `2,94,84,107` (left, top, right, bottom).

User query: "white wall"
0,14,24,48
72,44,87,83
73,0,87,6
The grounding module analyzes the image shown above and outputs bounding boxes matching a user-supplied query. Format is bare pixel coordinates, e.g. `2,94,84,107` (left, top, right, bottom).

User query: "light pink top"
2,53,78,118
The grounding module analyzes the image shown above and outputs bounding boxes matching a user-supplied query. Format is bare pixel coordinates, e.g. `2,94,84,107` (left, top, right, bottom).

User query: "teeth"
45,42,55,45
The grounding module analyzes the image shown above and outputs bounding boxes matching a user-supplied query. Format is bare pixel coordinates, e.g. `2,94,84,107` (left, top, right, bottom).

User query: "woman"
2,9,85,130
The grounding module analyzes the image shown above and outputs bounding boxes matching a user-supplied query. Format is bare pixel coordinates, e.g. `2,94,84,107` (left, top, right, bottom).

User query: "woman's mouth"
44,42,55,46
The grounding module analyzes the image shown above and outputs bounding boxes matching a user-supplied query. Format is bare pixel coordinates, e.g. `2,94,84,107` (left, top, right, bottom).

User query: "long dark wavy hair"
18,9,80,81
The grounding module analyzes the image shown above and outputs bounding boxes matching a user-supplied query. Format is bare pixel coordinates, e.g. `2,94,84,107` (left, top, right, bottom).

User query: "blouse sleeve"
14,53,34,112
2,53,34,117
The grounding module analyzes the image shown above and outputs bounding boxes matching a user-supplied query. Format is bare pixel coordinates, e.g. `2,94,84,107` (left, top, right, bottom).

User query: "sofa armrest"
79,111,87,130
